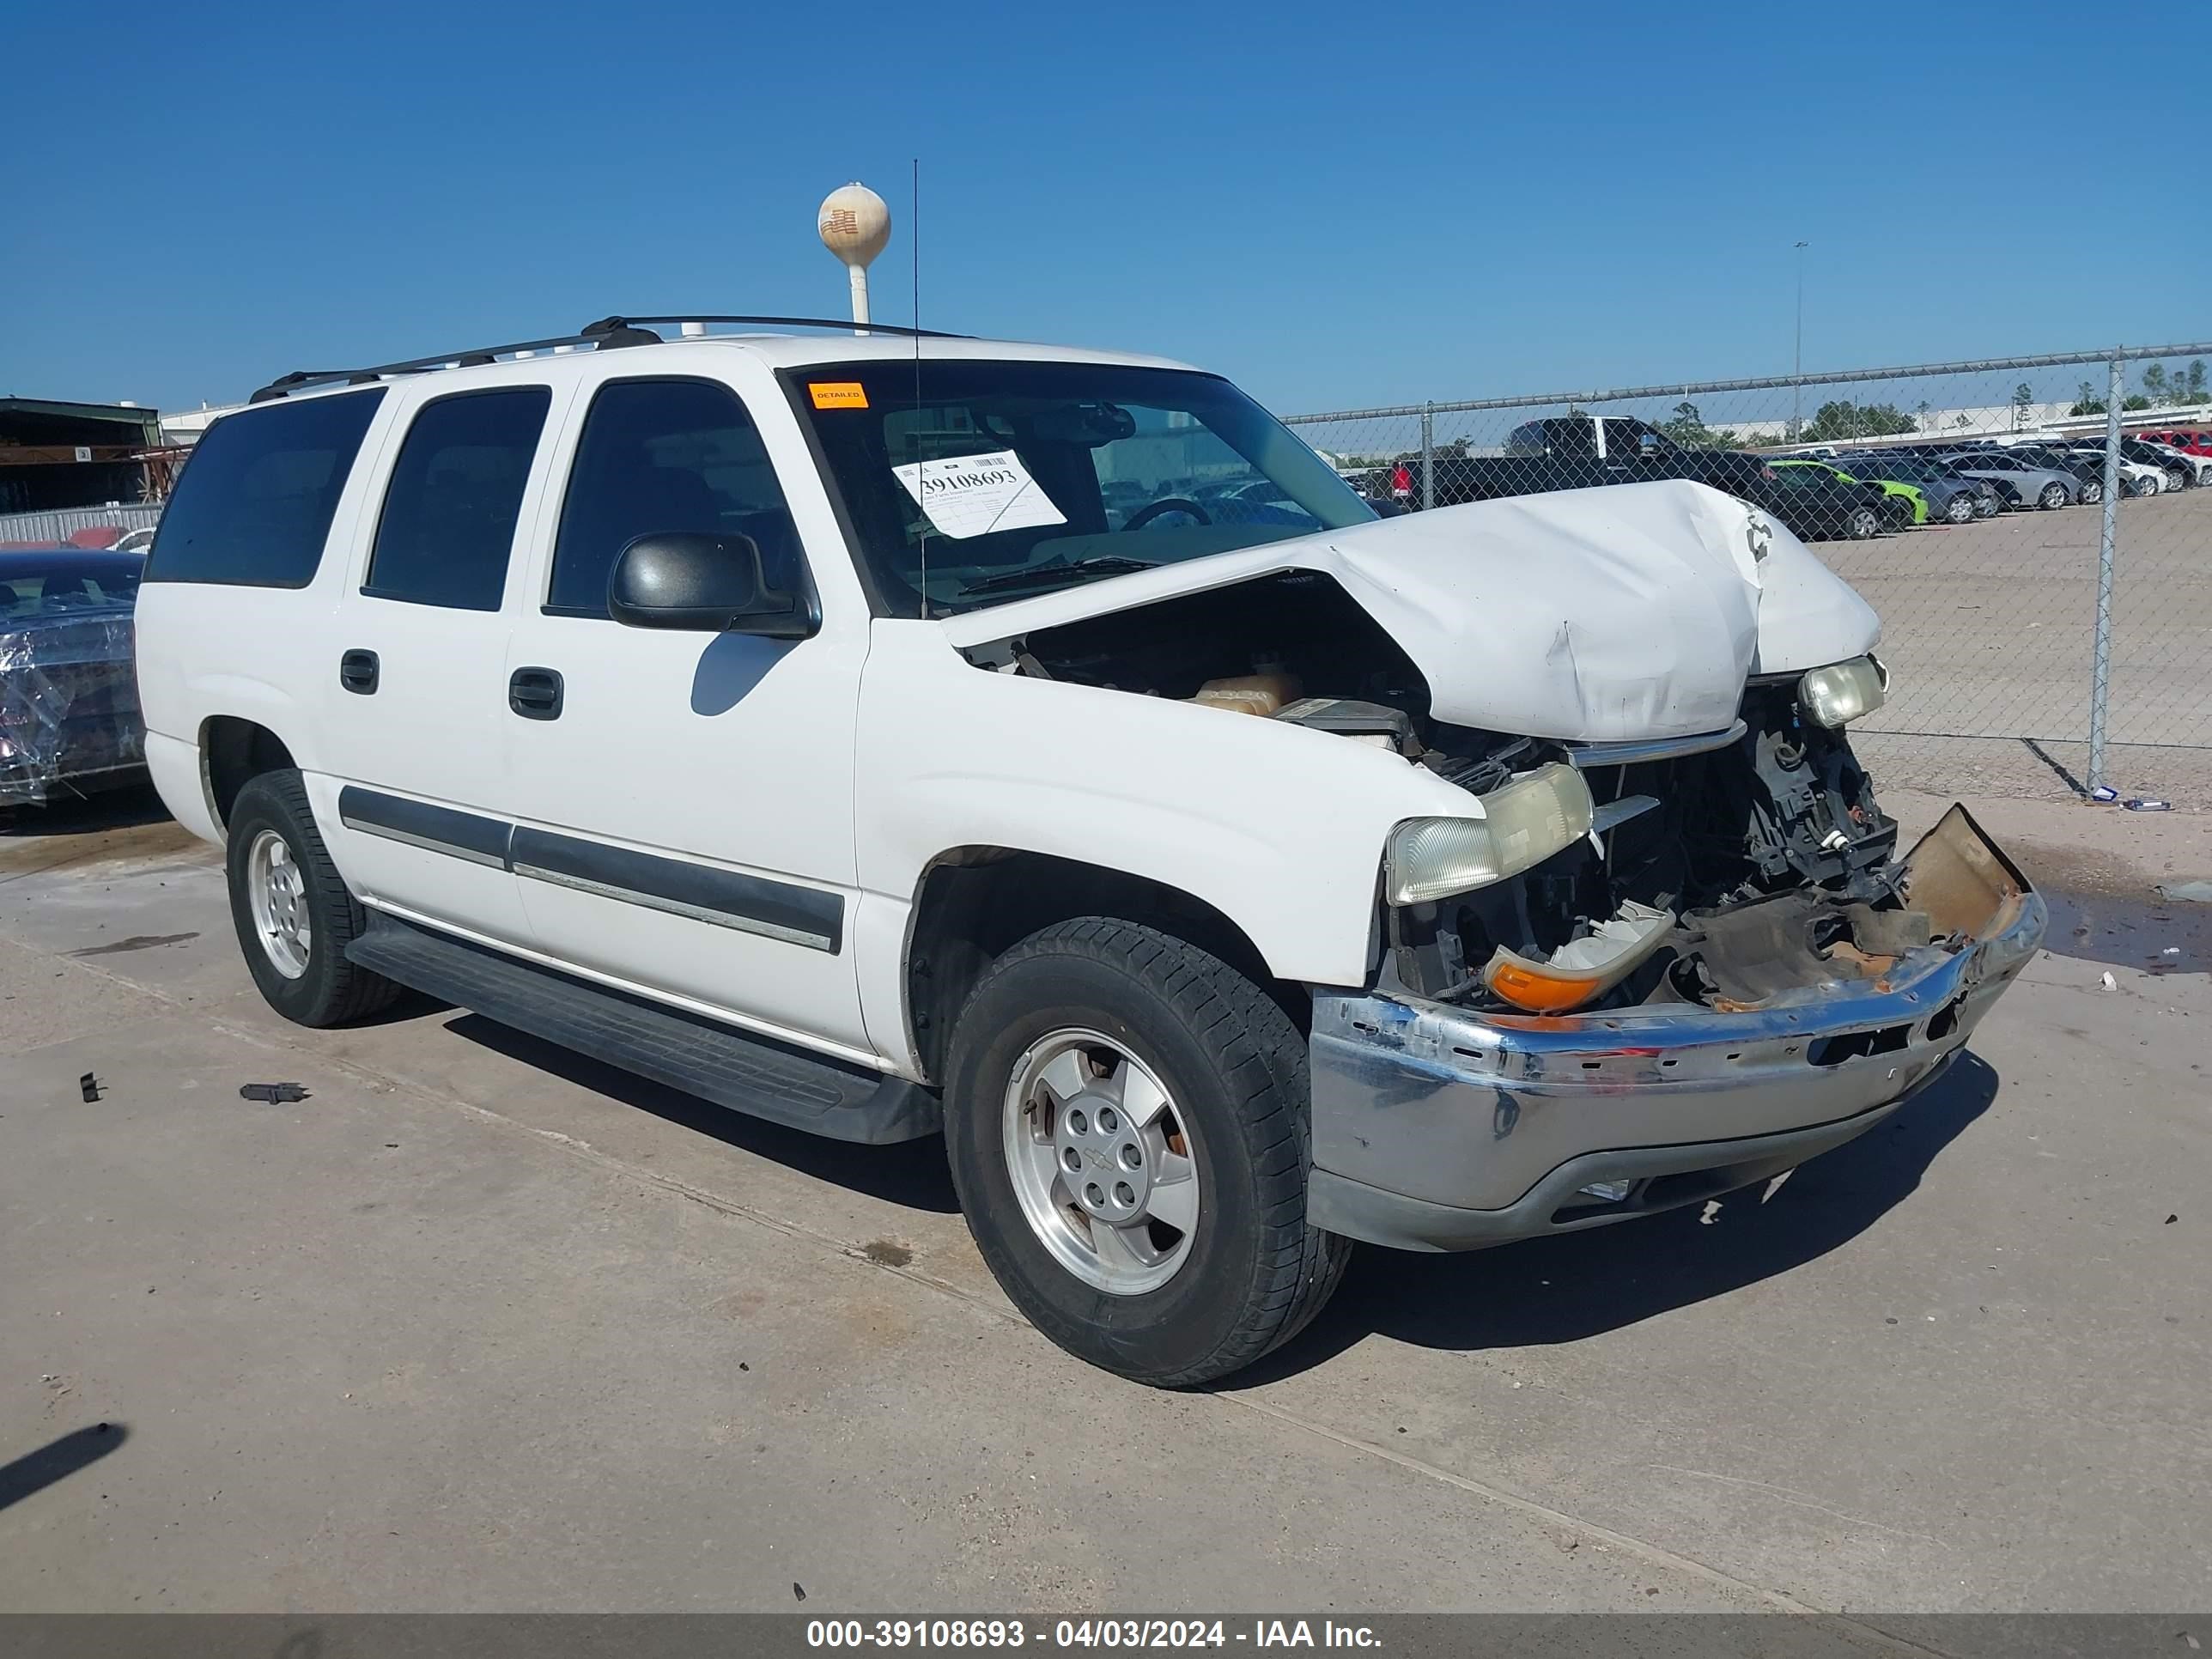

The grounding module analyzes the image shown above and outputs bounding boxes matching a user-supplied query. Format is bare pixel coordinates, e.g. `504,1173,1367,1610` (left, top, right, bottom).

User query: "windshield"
790,360,1374,615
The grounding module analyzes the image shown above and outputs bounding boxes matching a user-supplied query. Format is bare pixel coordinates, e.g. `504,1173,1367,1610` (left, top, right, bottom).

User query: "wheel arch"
199,715,299,834
902,847,1307,1086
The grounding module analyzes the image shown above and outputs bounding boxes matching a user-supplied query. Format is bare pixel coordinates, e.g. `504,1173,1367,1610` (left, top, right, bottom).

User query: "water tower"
817,182,890,332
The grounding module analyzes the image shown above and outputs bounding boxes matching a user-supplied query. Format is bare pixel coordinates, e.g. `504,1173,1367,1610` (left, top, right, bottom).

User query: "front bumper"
1307,806,2045,1252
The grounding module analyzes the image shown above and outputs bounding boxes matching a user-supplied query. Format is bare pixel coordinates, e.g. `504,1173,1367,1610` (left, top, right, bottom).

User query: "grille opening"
1925,998,1962,1042
1807,1023,1911,1067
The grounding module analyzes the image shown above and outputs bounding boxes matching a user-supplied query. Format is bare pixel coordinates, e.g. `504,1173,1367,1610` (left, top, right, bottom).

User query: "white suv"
136,316,2045,1384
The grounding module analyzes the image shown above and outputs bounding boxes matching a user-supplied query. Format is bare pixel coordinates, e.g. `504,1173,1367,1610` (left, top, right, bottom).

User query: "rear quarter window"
146,390,385,588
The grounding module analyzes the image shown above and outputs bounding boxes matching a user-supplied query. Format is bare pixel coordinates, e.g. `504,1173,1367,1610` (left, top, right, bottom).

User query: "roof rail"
581,313,967,341
246,313,972,404
248,321,665,404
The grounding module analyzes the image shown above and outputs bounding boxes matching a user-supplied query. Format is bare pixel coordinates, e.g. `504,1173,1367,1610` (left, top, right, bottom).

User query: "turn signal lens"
1484,957,1608,1013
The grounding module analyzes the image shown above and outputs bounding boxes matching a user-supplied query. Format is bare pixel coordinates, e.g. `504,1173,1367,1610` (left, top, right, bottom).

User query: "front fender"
854,621,1480,987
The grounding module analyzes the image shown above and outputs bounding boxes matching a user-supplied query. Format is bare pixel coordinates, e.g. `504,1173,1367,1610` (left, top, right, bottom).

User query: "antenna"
913,157,928,620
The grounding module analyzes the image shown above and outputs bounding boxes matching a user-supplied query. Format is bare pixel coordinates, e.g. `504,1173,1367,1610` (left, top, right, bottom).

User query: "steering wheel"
1122,496,1211,531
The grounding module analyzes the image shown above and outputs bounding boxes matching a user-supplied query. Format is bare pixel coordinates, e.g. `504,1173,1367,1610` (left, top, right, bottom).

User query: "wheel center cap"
1053,1089,1152,1220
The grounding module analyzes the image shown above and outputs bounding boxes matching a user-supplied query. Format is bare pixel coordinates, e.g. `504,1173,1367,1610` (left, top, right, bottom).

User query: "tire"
2081,479,2103,506
1943,492,1976,525
2038,483,2069,510
224,769,400,1027
944,918,1351,1387
1844,505,1882,539
2166,465,2189,492
2130,474,2158,498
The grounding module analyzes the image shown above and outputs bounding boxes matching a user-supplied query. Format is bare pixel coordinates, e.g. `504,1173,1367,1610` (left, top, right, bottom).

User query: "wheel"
2038,482,2069,510
1974,491,2001,517
1943,492,1977,525
224,769,400,1026
1844,505,1882,539
2130,474,2159,498
2166,465,2189,492
944,918,1351,1387
2081,479,2103,506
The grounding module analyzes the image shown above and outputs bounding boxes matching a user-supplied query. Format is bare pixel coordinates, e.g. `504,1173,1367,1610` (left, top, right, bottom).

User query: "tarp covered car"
0,548,147,807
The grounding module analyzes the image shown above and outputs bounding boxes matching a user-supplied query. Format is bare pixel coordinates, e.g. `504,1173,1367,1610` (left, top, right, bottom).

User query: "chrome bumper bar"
1306,812,2045,1252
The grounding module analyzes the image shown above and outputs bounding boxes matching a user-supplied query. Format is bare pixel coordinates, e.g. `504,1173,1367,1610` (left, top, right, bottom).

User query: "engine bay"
967,569,1984,1017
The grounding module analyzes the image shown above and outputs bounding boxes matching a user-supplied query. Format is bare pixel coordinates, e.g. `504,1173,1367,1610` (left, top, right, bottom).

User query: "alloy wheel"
1002,1028,1200,1296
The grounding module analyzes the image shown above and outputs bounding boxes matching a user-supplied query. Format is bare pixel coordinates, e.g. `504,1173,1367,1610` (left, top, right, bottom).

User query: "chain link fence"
1283,343,2212,809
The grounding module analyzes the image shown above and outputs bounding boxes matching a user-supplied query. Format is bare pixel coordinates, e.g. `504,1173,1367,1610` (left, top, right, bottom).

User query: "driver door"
499,368,872,1058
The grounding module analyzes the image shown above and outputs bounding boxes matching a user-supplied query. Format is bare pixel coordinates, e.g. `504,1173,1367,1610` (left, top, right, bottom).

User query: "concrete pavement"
3,791,2207,1615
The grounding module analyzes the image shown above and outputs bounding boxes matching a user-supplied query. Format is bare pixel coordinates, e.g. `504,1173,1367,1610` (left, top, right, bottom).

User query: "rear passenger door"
315,379,567,945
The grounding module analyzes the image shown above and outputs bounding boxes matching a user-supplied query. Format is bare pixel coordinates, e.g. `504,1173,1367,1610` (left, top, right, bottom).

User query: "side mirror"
607,532,815,637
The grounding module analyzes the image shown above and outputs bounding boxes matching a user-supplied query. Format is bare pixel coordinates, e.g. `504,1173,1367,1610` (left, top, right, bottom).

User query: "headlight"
1798,655,1887,728
1386,763,1594,904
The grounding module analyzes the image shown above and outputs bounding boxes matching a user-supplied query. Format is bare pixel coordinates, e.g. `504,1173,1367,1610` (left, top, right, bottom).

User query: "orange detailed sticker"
809,381,869,410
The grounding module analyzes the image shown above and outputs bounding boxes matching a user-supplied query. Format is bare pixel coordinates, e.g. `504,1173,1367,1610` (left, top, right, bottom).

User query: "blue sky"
9,0,2203,417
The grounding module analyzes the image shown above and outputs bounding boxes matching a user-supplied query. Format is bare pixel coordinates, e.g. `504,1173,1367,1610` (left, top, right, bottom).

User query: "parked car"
134,318,2045,1385
2051,441,2170,495
2135,439,2212,487
1404,416,1775,508
1756,459,1892,539
2107,436,2197,491
1932,451,2080,509
1828,453,1985,524
1772,458,1926,527
1986,443,2110,503
0,546,147,808
2131,427,2212,462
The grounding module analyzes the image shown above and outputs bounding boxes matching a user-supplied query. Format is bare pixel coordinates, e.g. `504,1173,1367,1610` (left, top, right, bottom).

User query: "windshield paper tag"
809,382,869,409
892,449,1066,539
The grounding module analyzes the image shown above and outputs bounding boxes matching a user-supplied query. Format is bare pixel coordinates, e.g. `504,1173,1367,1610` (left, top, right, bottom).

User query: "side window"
548,378,799,617
364,387,551,611
145,390,384,587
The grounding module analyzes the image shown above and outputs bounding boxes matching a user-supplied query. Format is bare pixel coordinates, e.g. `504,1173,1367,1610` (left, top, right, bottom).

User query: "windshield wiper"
957,556,1158,597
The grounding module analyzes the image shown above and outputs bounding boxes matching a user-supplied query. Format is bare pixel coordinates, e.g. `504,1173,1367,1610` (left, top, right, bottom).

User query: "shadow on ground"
0,1423,128,1513
445,1012,961,1215
1231,1051,2000,1383
446,994,1994,1378
0,781,169,838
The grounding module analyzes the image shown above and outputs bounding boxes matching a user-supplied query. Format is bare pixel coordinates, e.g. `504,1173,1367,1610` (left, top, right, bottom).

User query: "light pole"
1791,240,1809,439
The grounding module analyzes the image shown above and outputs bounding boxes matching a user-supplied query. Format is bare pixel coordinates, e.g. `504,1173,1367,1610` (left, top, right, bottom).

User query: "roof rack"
248,313,969,403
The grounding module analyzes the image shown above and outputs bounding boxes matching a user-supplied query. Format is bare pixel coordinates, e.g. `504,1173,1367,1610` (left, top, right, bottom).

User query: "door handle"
508,666,563,720
339,649,380,696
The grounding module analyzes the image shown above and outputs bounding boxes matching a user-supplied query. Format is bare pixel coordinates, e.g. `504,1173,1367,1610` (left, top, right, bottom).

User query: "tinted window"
549,379,799,617
365,387,550,611
146,391,384,588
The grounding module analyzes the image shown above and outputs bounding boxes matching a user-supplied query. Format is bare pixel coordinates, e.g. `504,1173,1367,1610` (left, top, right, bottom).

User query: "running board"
346,915,939,1145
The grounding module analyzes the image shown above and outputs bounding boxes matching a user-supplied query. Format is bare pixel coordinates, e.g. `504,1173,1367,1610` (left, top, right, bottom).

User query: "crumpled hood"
939,480,1881,742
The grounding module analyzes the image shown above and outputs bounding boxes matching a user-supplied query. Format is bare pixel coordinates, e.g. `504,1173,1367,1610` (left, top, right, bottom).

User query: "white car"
133,317,2045,1384
2046,445,2166,496
2139,440,2212,488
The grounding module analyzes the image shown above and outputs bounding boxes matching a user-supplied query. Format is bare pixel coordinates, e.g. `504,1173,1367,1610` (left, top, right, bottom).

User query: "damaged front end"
1381,670,2021,1022
1301,674,2045,1254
